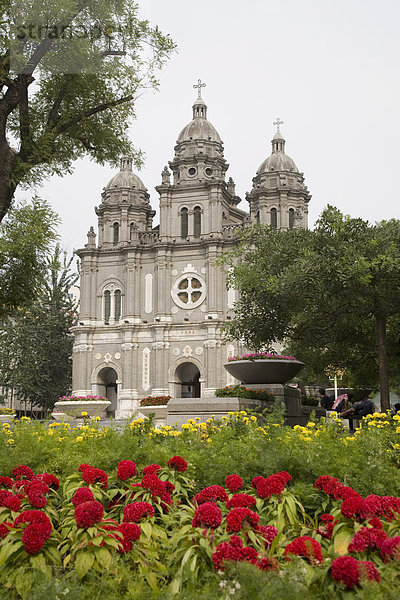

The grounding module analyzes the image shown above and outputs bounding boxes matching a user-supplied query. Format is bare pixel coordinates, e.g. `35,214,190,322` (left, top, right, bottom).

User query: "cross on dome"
193,78,206,98
273,117,284,133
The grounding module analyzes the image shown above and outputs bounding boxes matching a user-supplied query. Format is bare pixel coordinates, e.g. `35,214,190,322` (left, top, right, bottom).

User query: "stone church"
72,83,311,418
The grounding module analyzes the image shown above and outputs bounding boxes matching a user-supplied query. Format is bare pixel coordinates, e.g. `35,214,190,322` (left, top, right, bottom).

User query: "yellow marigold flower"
181,423,190,430
20,416,31,421
195,417,200,421
250,416,257,422
393,443,400,450
393,414,400,421
7,439,14,444
228,412,235,416
81,411,88,417
75,436,84,442
206,438,212,443
307,422,316,428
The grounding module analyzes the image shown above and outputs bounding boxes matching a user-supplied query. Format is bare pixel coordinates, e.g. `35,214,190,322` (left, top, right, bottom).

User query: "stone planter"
0,414,15,424
53,400,111,418
223,359,304,384
139,405,168,427
51,411,74,422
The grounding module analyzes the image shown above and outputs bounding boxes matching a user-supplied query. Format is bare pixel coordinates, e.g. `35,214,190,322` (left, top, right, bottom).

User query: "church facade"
72,86,311,418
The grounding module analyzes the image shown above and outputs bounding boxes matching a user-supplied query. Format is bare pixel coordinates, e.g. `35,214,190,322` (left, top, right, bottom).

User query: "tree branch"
56,94,134,134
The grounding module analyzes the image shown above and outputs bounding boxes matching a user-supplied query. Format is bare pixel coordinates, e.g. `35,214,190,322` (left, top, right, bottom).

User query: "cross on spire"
193,78,206,98
273,117,284,133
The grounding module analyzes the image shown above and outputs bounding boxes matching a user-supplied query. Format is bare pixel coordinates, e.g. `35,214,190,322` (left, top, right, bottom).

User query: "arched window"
181,208,188,239
113,222,119,245
270,208,277,231
130,222,136,241
104,290,111,324
256,210,260,224
289,208,295,229
193,206,201,238
114,290,121,321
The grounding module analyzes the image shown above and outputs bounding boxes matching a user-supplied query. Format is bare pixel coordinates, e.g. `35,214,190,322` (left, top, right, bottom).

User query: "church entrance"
97,367,118,415
175,362,201,398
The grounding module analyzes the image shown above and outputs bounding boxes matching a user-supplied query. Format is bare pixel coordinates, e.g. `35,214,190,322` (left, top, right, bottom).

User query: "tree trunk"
376,314,390,412
0,143,18,222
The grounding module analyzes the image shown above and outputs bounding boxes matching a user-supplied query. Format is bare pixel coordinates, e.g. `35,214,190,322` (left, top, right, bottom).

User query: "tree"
0,0,175,221
0,196,59,318
0,244,78,412
221,206,400,411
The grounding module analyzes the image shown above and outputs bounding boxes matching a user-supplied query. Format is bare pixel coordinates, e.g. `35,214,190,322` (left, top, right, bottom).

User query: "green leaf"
0,542,22,568
30,553,47,573
74,551,95,579
141,522,152,538
333,528,353,556
95,547,112,570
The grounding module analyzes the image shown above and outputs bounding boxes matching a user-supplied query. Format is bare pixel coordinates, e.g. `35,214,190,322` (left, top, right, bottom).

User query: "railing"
139,231,160,245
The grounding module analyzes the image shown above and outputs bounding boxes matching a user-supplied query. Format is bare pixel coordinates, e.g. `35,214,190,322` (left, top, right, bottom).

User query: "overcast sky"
16,0,400,253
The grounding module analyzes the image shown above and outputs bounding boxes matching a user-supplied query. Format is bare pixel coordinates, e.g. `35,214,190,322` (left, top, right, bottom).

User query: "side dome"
105,156,147,191
177,97,222,144
257,132,299,174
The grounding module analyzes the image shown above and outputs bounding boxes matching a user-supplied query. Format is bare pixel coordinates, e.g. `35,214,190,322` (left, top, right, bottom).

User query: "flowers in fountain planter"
139,395,171,407
0,408,15,415
227,352,298,362
58,395,108,402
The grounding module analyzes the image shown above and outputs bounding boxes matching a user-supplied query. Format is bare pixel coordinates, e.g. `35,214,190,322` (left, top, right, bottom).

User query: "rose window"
172,273,206,309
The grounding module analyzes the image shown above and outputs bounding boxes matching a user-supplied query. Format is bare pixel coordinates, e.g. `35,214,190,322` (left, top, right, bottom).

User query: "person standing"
318,388,334,410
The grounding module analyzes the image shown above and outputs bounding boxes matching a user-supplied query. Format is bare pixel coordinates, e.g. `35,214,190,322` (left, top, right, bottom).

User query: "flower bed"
215,385,275,402
0,408,16,415
58,395,108,402
139,395,171,407
1,456,400,598
227,352,298,362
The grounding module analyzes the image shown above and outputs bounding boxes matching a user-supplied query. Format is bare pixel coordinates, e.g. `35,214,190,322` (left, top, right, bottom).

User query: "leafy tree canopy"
0,0,176,221
220,206,400,410
0,195,59,319
0,244,78,412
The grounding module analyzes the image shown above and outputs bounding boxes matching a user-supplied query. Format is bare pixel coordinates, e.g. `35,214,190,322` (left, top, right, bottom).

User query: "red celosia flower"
226,507,259,533
142,464,161,475
0,489,12,505
74,500,104,528
365,494,382,518
284,536,323,564
193,485,229,505
14,510,52,535
167,456,187,472
4,494,21,512
380,496,400,521
339,486,361,501
225,474,243,492
314,475,343,500
256,475,285,499
80,466,108,489
78,463,91,472
31,473,60,490
0,522,12,538
192,502,223,529
331,555,380,588
278,471,292,484
257,525,278,546
22,522,51,554
117,460,137,481
123,502,155,523
258,557,279,572
212,535,258,570
117,522,141,552
141,474,165,496
11,465,34,480
341,496,371,522
368,518,383,529
251,476,264,489
26,481,49,508
72,487,95,507
317,514,338,539
0,476,13,488
164,481,175,493
381,536,400,562
226,493,257,509
348,527,388,553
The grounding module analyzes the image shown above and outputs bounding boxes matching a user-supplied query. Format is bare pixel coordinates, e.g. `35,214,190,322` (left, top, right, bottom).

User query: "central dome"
177,97,222,144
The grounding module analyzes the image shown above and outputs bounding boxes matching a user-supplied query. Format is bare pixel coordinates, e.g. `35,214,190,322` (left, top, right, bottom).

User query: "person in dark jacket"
318,388,334,410
340,396,375,418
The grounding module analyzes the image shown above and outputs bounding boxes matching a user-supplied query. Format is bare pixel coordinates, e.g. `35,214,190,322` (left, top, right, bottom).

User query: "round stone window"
188,167,197,176
205,167,213,176
172,273,206,309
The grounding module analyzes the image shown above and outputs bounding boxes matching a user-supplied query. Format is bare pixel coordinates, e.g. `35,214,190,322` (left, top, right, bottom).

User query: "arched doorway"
97,367,118,415
175,362,201,398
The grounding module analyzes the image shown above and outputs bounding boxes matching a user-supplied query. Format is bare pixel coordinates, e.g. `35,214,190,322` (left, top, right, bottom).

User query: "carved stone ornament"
121,342,139,352
195,346,204,355
73,344,94,353
104,353,112,363
172,348,180,356
183,345,193,357
204,339,220,348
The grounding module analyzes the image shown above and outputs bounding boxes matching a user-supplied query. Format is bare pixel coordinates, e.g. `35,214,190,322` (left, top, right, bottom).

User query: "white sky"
15,0,400,253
